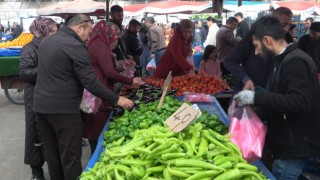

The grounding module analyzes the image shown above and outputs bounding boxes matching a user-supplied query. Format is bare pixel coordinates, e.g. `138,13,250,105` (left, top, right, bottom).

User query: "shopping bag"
80,89,102,114
120,65,136,78
228,100,267,162
146,58,156,75
146,58,156,71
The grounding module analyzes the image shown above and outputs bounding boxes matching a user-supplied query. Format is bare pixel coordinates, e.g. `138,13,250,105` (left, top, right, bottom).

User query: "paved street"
0,87,91,180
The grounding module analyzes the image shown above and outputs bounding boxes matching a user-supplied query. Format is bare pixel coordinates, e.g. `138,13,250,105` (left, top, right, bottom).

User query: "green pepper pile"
80,124,267,180
104,96,228,145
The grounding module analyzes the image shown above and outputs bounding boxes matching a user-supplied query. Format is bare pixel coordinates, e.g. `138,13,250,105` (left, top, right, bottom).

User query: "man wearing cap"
298,22,320,73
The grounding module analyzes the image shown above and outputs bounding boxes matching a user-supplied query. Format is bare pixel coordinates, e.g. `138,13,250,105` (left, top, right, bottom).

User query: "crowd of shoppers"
17,4,320,180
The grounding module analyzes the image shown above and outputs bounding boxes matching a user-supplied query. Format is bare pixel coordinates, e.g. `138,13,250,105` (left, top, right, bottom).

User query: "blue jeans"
272,159,306,180
155,48,166,65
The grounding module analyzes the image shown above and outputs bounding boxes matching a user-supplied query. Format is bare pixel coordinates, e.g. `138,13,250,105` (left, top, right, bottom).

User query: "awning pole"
106,0,109,21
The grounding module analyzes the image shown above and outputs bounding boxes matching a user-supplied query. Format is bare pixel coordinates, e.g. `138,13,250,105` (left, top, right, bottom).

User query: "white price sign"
165,103,199,132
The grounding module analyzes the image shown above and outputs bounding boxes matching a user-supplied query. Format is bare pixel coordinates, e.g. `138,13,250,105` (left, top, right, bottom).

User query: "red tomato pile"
144,71,231,96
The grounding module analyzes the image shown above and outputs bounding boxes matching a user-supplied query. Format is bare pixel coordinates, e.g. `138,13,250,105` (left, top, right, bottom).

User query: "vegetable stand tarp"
84,98,276,180
0,56,20,76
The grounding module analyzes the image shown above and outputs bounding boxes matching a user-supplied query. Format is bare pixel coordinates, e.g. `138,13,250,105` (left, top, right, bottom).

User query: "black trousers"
36,113,83,180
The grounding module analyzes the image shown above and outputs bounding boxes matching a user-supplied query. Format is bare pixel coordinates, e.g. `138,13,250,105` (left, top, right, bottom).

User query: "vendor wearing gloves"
153,19,195,79
234,16,320,179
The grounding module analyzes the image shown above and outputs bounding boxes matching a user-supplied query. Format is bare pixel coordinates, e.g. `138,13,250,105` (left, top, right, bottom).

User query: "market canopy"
271,1,320,14
36,0,106,17
123,1,212,16
223,1,270,12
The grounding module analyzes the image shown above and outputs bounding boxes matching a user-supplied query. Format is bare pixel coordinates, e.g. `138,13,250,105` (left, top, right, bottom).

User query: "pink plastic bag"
120,65,136,78
228,100,267,162
183,92,215,103
80,89,102,114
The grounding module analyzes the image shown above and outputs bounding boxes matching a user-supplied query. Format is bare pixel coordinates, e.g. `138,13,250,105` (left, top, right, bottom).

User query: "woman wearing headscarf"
153,19,195,79
20,16,57,180
82,20,144,154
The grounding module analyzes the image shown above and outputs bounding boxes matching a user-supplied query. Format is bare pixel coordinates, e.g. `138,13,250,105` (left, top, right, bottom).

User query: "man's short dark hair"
251,16,285,41
129,19,141,27
111,5,123,13
145,17,155,24
206,16,217,23
234,12,243,18
272,7,293,18
226,17,238,24
65,14,91,28
306,17,314,23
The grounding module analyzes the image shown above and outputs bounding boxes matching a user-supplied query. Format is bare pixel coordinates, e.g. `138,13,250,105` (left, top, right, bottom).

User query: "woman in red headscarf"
82,20,144,154
153,19,195,79
20,16,57,180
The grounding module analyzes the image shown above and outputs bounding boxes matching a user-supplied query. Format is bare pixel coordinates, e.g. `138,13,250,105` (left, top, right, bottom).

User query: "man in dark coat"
224,7,293,93
234,12,249,39
234,16,320,179
298,22,320,73
33,14,133,180
11,22,23,39
110,5,133,64
124,19,143,76
216,17,241,76
193,20,207,45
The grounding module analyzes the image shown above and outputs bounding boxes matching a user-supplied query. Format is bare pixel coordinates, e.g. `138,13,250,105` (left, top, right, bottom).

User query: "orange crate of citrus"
0,33,33,48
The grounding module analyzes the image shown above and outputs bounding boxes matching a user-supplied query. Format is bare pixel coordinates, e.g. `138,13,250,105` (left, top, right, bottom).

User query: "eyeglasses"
65,15,94,25
79,19,94,25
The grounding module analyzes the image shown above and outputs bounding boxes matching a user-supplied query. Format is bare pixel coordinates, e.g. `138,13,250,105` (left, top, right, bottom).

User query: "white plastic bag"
186,55,195,70
146,58,156,71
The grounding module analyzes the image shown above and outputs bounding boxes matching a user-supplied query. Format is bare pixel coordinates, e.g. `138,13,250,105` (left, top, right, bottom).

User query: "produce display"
114,84,177,116
144,71,231,96
106,96,228,145
0,33,33,48
80,123,267,179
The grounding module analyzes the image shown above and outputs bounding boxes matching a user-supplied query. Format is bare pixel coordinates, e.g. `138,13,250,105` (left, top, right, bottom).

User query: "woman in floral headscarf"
154,19,195,79
82,20,144,154
20,16,57,180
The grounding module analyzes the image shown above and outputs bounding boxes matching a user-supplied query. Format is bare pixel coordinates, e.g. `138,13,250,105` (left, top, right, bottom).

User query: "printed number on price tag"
165,103,199,132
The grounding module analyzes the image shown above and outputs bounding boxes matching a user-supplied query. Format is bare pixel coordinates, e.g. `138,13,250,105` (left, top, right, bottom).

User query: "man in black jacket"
234,12,249,39
124,19,143,76
33,14,133,180
234,16,320,179
110,5,134,66
11,22,23,39
224,7,293,93
298,22,320,73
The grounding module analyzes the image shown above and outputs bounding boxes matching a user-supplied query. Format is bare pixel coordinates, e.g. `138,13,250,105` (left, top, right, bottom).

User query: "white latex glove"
234,90,255,106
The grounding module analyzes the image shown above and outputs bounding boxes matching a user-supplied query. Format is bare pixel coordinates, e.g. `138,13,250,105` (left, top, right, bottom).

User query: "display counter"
84,98,276,180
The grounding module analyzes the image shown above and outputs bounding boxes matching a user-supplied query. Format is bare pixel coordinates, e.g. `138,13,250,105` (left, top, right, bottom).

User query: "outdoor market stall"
0,32,33,105
82,94,276,179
